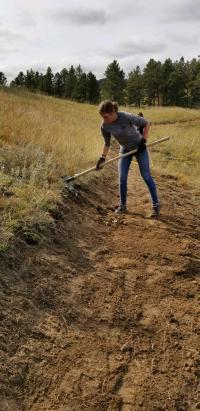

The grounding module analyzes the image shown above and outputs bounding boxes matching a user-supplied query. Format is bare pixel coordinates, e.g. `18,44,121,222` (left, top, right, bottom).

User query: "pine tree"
72,65,87,102
65,66,77,99
86,72,100,103
60,68,68,97
189,75,200,108
25,69,37,91
160,59,175,106
101,60,125,104
143,59,162,106
126,66,144,107
11,71,25,87
34,71,40,90
167,57,187,106
54,72,63,97
43,67,54,95
0,72,7,86
189,58,200,107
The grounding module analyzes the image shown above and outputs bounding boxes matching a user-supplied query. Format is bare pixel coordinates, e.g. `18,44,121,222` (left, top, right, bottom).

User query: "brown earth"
0,154,200,411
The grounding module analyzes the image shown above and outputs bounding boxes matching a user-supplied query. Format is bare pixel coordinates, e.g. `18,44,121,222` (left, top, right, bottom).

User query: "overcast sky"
1,0,200,82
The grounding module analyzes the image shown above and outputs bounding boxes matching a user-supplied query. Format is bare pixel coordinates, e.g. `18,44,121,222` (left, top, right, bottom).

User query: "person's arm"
96,127,111,170
102,144,110,158
142,122,150,140
96,144,110,170
137,119,150,153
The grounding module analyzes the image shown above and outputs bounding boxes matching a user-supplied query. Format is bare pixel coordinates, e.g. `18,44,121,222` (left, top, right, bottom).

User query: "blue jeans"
118,149,159,207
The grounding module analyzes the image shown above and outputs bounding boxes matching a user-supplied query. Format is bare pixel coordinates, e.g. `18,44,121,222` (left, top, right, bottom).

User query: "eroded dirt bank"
0,159,199,411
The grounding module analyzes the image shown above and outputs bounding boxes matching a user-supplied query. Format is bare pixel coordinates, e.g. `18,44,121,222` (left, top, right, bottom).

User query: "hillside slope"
0,157,199,411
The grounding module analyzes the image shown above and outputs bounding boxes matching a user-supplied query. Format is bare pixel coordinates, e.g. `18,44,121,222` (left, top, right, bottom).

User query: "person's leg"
118,154,133,207
136,149,159,206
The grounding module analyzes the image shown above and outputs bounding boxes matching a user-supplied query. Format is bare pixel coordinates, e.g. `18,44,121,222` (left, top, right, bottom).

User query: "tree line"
1,56,200,107
10,65,100,104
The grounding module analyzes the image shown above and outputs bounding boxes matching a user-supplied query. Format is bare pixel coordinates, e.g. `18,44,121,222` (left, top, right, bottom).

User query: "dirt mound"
0,158,199,411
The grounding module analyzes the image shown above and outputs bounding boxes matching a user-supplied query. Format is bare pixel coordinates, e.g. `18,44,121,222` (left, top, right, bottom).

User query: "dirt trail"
0,157,200,411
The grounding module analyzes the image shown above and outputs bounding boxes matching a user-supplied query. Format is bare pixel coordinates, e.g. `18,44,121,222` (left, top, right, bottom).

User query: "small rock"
105,221,111,226
120,342,133,353
96,206,106,215
142,253,148,259
184,359,194,367
116,354,123,361
3,190,15,197
186,292,194,298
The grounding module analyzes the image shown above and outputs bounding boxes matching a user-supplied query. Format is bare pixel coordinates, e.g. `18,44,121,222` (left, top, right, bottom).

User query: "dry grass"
135,106,200,124
0,87,200,249
0,88,102,248
122,105,200,185
149,117,200,185
0,88,102,174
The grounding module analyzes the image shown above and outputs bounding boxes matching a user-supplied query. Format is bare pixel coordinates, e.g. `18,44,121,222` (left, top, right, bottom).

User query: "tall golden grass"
141,108,200,184
0,88,103,249
0,87,200,249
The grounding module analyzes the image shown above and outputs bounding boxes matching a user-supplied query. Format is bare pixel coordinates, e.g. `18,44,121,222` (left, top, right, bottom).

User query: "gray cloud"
101,40,166,59
17,11,37,28
0,46,20,55
50,7,108,25
167,33,197,45
163,0,200,22
0,28,25,42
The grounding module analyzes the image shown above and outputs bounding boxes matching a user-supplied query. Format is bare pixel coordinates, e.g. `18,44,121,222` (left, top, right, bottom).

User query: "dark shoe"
115,205,127,215
150,203,160,218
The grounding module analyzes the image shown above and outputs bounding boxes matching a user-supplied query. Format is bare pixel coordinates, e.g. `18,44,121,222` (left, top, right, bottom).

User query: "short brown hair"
99,100,118,114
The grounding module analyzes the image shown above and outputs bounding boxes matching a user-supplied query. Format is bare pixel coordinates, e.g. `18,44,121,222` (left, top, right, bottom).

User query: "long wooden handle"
65,136,170,182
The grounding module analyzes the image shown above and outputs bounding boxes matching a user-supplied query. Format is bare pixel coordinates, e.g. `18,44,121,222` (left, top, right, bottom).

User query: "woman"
96,100,160,218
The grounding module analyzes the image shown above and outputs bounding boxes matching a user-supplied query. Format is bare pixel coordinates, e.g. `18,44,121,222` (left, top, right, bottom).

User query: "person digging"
96,100,160,218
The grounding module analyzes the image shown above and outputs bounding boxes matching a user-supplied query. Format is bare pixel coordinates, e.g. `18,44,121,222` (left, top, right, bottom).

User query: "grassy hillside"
0,88,102,250
0,87,200,250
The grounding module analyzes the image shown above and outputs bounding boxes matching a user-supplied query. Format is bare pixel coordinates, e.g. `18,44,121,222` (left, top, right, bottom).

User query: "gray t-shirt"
101,111,149,153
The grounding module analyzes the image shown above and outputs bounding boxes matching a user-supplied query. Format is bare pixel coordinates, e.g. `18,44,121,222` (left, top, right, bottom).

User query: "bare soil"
0,156,200,411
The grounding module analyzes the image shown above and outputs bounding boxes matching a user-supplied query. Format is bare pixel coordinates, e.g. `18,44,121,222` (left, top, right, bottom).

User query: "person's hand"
138,137,147,153
96,156,106,170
